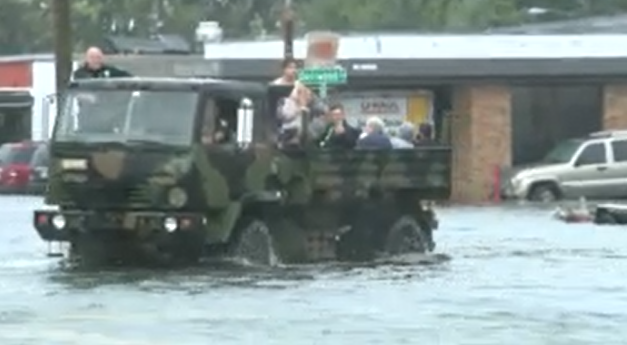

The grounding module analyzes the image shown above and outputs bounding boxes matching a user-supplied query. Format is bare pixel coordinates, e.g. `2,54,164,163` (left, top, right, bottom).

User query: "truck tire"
230,220,279,266
384,216,430,255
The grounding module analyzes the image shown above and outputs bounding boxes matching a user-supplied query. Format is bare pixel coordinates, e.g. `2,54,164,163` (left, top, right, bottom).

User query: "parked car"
0,141,39,194
27,142,49,195
502,130,627,202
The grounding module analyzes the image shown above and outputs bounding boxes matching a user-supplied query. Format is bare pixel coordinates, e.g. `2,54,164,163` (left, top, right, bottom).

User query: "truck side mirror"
44,93,56,104
41,93,57,140
236,98,254,147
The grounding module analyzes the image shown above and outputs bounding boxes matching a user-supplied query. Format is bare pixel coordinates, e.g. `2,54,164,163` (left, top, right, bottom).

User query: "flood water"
1,196,627,344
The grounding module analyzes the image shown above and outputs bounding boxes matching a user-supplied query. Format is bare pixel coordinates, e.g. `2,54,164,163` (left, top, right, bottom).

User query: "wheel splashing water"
232,221,280,267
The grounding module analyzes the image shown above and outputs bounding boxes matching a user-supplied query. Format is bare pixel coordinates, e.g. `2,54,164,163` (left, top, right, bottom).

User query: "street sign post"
297,66,347,98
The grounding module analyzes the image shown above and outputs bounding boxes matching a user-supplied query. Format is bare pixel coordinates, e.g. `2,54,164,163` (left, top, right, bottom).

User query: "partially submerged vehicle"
32,77,452,266
593,203,627,225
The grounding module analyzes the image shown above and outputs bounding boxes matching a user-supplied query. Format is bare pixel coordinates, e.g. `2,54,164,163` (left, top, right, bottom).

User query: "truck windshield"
54,90,198,146
542,139,584,164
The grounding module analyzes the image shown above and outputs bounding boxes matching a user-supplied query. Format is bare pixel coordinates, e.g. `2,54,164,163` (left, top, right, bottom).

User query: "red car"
0,141,39,193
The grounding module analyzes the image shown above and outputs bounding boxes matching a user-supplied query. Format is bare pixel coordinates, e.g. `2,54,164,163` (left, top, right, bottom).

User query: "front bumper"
500,180,527,200
33,209,206,242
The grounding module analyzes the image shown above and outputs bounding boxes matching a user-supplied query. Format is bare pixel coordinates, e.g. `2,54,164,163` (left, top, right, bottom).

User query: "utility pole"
52,0,73,94
281,0,294,61
150,0,165,36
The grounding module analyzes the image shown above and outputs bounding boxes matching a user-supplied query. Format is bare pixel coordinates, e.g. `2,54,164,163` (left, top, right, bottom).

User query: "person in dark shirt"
316,103,360,149
271,58,298,85
72,47,132,80
415,122,437,145
356,116,393,149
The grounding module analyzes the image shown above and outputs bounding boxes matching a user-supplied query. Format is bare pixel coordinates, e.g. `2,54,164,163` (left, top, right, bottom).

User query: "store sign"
341,95,407,128
360,100,402,115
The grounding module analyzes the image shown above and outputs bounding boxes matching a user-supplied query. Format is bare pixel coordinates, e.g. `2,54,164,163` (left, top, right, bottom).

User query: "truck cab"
33,77,267,264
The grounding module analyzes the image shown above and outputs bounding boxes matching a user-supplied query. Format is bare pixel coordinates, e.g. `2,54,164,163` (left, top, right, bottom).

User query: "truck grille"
59,181,155,209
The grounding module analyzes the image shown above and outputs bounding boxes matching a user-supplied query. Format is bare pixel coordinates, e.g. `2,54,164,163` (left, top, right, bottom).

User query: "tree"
3,0,627,55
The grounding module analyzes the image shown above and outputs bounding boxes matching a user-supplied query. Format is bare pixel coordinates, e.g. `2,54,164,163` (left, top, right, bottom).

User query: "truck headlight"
167,187,188,208
163,217,178,232
51,214,66,229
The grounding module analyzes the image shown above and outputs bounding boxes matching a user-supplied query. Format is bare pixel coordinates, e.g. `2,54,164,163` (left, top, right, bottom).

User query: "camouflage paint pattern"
46,145,194,210
45,139,450,250
273,148,451,201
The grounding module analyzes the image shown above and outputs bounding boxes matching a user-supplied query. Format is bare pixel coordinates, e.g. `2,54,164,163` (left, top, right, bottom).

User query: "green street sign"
298,66,347,85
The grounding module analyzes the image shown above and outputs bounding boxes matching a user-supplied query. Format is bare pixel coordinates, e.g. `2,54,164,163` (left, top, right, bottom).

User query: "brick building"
199,34,627,203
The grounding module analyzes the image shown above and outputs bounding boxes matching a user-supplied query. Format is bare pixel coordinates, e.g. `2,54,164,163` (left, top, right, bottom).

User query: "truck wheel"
231,220,279,266
528,183,559,202
384,216,430,255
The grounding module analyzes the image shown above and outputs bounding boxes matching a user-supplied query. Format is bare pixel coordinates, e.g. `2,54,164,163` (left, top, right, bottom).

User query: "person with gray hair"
390,122,415,149
356,116,393,149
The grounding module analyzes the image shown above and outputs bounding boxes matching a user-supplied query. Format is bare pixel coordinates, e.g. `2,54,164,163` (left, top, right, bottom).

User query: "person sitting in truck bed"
390,122,415,149
316,104,360,149
277,81,327,147
356,116,393,150
415,122,437,145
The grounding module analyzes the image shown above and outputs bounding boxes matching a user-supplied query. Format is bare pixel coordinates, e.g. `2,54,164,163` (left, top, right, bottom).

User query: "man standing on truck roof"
72,47,132,80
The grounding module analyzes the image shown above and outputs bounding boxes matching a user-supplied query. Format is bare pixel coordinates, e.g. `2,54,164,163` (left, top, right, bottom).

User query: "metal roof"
216,57,627,82
203,34,627,59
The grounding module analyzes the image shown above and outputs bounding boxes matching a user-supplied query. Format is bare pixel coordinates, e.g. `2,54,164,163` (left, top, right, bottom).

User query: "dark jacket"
72,64,132,80
317,121,360,149
356,132,393,150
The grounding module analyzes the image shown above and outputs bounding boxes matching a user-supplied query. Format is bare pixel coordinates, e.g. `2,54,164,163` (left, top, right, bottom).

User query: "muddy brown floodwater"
1,196,627,344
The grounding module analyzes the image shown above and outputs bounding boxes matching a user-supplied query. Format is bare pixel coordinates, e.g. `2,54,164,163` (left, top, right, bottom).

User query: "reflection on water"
3,197,627,344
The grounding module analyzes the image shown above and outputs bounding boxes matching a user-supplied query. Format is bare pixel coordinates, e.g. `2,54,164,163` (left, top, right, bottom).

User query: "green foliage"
0,0,626,55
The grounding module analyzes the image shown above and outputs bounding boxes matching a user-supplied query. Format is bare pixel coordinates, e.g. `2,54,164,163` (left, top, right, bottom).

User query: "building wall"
451,85,512,203
603,84,627,130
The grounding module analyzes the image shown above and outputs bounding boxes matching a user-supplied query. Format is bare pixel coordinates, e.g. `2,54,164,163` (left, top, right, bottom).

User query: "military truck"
32,77,451,266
